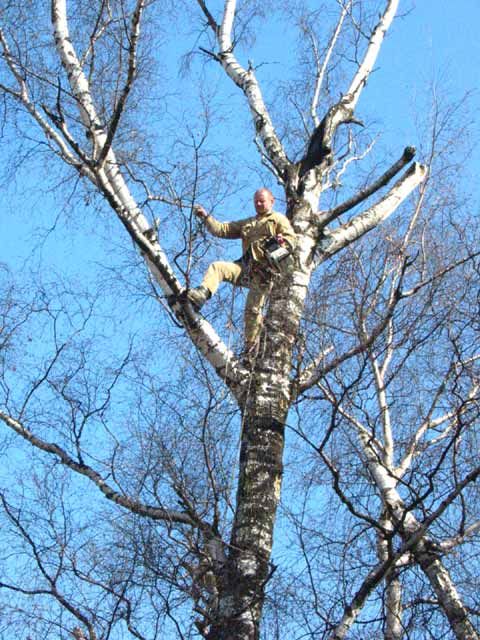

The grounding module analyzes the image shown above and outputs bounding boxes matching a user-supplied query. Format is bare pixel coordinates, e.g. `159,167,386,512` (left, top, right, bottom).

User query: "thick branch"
320,146,416,226
300,0,400,175
396,382,479,479
206,0,291,176
50,0,243,386
0,27,95,179
358,428,480,640
347,0,399,109
328,545,407,640
315,162,427,264
310,1,350,128
440,520,480,552
196,0,219,33
294,298,397,396
96,0,145,168
294,255,411,397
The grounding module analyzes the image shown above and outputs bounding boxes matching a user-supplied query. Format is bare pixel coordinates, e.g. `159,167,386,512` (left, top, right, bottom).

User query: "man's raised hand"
193,205,209,220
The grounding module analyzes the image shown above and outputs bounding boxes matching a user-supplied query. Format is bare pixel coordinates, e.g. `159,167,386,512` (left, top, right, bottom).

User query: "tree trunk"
384,571,403,640
377,514,404,640
207,415,286,639
411,541,479,640
207,232,309,638
380,484,480,640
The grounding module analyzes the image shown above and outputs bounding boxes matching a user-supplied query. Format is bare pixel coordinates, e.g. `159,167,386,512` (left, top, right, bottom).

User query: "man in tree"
187,188,296,353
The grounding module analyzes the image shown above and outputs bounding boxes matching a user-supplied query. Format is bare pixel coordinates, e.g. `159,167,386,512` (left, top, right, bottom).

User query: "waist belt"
234,252,273,286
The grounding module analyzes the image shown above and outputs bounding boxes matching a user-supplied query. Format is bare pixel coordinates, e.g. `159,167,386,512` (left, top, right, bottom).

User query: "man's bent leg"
187,261,242,310
201,261,242,295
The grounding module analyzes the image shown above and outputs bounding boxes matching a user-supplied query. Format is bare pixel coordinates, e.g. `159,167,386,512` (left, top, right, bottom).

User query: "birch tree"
0,1,479,639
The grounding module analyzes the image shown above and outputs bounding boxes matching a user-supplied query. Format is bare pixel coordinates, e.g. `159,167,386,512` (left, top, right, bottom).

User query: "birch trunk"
384,573,403,640
206,413,286,639
411,543,479,640
206,211,312,639
377,516,403,640
7,3,471,638
375,477,479,640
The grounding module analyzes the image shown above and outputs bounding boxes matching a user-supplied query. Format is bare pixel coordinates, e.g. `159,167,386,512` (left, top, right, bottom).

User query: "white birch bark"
346,0,399,110
327,529,413,640
49,0,241,384
0,3,441,638
378,515,404,640
0,411,194,525
315,163,427,264
205,0,290,176
301,0,401,179
357,429,479,640
395,382,480,479
0,27,97,181
310,1,350,127
440,520,480,552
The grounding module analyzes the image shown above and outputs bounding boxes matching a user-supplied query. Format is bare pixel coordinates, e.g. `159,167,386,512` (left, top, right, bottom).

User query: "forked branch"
320,146,416,227
315,162,427,264
49,0,241,386
300,0,400,175
196,0,290,177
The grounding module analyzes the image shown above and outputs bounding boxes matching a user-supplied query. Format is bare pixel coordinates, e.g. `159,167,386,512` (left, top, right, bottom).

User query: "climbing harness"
234,235,293,286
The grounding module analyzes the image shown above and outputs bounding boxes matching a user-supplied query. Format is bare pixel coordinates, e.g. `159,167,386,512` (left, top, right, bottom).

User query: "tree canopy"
0,1,479,639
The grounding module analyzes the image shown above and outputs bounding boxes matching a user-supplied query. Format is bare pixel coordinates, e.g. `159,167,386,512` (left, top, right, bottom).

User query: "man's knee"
203,261,237,293
206,261,224,275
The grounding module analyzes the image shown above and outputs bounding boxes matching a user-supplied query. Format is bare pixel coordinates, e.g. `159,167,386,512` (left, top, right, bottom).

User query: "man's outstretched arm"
194,205,244,239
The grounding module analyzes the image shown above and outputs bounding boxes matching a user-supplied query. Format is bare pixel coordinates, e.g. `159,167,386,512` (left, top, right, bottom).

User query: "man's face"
253,190,274,216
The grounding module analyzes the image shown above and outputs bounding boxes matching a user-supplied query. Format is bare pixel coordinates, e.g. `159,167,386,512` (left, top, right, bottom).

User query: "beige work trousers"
201,260,269,347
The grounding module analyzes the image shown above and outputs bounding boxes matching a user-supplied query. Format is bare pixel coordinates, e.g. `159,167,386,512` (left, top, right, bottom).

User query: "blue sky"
1,1,479,278
0,3,479,637
368,0,480,142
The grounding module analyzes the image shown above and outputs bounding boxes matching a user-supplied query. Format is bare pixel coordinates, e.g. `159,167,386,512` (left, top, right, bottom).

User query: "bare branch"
0,26,95,179
346,0,399,109
0,494,99,640
327,545,408,640
315,162,427,264
395,382,480,478
310,0,350,127
300,0,400,175
196,0,219,34
96,0,146,169
0,411,196,526
320,146,416,226
440,520,480,552
212,0,290,177
294,258,410,396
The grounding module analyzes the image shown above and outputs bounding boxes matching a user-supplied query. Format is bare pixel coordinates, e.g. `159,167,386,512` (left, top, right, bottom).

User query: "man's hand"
193,205,209,220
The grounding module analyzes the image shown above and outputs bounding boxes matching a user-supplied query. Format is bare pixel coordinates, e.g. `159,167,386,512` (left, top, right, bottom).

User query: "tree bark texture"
207,417,285,639
207,256,309,638
382,487,480,640
377,516,404,640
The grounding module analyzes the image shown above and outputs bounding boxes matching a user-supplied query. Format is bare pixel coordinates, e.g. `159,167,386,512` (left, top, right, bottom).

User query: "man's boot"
186,285,211,311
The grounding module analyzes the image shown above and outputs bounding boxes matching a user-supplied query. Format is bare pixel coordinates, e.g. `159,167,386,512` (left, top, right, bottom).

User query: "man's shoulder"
269,210,291,223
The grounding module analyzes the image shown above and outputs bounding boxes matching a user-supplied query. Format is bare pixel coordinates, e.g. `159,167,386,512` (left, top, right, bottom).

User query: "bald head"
253,188,274,216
